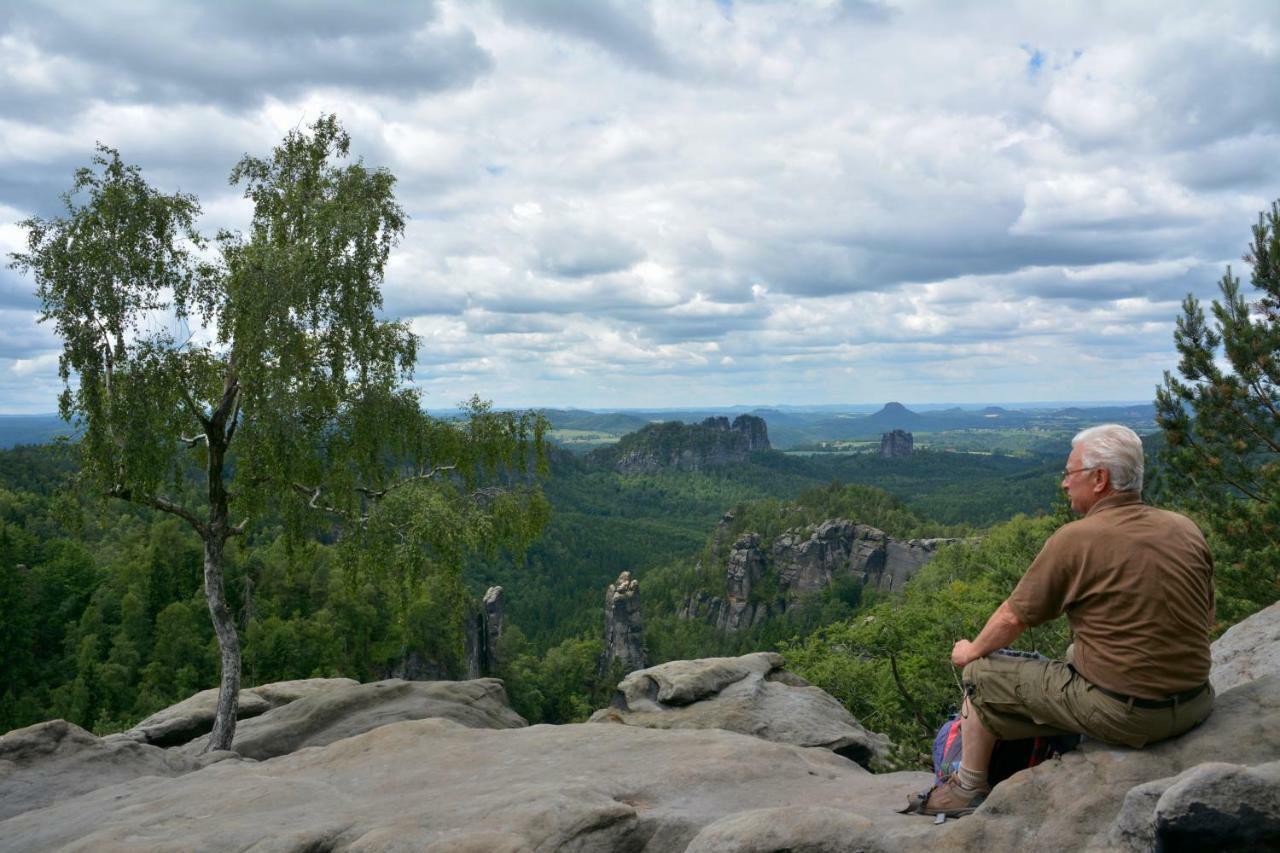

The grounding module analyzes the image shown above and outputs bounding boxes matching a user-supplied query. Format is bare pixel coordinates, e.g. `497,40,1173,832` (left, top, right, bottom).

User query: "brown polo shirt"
1006,491,1214,699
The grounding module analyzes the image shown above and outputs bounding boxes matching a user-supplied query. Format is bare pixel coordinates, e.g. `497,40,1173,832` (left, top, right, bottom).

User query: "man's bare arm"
951,600,1028,667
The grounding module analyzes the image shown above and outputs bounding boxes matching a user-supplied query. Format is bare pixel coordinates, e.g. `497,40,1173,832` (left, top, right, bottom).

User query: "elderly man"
914,424,1215,818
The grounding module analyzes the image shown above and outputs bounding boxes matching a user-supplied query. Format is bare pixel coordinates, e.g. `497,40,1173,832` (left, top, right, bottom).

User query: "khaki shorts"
961,654,1214,749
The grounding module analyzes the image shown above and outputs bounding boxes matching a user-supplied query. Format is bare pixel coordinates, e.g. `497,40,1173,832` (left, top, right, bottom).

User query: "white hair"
1072,424,1144,493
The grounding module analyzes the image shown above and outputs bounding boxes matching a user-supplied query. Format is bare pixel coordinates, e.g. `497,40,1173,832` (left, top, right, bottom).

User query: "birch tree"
12,116,547,751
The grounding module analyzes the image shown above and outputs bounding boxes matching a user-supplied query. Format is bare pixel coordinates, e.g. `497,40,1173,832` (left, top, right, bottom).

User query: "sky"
0,0,1277,413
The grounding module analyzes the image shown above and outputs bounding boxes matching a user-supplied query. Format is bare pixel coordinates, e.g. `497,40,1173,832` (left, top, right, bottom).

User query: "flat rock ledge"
110,677,359,748
173,677,527,760
589,651,892,769
0,718,234,822
2,601,1277,852
1,720,937,852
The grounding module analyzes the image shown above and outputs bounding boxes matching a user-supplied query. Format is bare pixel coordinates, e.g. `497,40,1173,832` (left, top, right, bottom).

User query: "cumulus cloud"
3,1,491,110
1,0,1278,410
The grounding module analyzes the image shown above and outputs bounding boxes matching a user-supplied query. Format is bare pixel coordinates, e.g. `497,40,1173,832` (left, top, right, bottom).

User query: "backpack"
933,714,1080,787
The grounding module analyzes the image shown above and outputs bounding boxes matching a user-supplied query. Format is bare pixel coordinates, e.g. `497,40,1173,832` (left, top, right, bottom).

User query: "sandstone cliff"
679,518,960,631
601,571,647,676
592,414,771,474
880,429,913,457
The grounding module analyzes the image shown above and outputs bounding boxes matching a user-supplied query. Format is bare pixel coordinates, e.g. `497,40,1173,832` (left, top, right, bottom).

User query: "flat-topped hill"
589,414,772,474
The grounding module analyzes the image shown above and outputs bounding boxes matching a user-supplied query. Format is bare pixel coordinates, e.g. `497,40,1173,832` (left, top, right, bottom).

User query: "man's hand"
952,601,1029,669
951,639,979,668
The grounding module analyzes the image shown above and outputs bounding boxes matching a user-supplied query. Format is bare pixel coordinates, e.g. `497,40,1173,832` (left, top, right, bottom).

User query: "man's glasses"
1063,466,1099,478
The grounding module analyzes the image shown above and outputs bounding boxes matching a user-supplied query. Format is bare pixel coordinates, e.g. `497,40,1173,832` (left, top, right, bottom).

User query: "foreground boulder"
0,719,231,822
175,677,526,760
0,677,524,829
0,719,936,852
1210,599,1280,692
1111,759,1280,851
589,651,892,769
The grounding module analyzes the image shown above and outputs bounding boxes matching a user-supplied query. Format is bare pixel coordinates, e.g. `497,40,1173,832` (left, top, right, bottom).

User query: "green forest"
1,118,1275,770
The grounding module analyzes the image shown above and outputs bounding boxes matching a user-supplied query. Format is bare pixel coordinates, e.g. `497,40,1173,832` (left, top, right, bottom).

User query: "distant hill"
540,409,653,434
0,415,77,449
795,402,1159,442
855,402,930,432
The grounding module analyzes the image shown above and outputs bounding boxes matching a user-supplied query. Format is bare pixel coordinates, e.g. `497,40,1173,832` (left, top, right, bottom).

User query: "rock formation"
465,585,506,678
172,677,526,761
482,585,505,667
601,571,647,675
3,602,1277,851
729,414,770,451
589,651,892,770
680,519,960,631
1,718,936,852
0,719,233,822
110,677,358,747
595,414,772,474
880,428,914,457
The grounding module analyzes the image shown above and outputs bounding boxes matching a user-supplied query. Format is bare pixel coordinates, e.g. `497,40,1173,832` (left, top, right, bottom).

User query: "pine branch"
1246,377,1280,439
1179,430,1266,503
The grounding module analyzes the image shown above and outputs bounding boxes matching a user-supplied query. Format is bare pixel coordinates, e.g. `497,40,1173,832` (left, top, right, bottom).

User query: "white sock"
956,764,988,791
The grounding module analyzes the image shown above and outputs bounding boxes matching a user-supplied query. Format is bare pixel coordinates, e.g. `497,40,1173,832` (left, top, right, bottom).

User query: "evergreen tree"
1156,200,1280,622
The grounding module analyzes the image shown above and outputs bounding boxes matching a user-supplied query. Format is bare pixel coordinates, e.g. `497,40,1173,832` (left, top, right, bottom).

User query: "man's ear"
1094,468,1111,494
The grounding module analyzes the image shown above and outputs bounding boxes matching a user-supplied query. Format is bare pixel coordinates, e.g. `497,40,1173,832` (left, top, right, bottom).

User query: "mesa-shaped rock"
588,651,892,769
592,414,772,474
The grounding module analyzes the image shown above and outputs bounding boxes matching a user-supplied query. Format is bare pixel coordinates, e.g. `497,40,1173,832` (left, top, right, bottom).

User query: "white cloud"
1,0,1277,410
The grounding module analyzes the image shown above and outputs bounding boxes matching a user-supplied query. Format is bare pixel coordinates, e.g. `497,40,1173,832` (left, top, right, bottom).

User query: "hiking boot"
916,775,989,818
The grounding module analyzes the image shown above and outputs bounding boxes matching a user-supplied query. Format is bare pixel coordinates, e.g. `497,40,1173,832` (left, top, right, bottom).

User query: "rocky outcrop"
881,429,914,457
0,719,233,822
730,414,770,451
601,571,646,675
597,415,772,474
589,652,892,770
5,603,1278,851
109,677,357,747
173,677,526,760
0,718,936,852
1110,760,1280,851
465,585,507,678
680,519,961,631
482,585,505,666
0,677,526,832
1210,597,1280,692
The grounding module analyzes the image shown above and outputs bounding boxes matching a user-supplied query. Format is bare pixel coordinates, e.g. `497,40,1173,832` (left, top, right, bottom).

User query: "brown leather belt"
1069,665,1209,709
